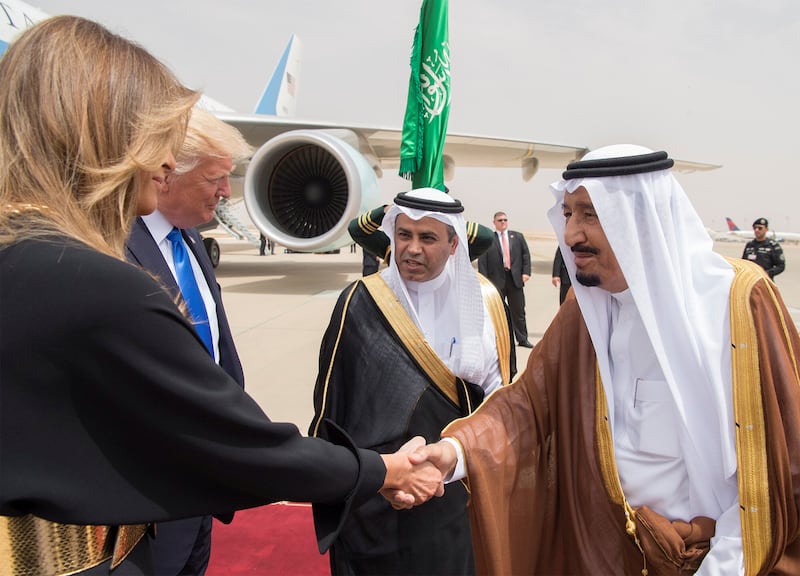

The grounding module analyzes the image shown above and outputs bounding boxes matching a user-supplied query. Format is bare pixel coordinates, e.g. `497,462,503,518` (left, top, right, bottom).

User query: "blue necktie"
167,227,214,356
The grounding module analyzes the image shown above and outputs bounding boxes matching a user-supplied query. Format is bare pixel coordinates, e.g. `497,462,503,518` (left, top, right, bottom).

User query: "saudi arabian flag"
398,0,450,191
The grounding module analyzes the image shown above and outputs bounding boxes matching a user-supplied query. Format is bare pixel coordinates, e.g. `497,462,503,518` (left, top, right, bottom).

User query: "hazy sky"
31,0,800,233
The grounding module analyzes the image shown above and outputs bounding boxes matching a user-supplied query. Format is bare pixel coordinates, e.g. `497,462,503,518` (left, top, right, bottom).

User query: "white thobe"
608,290,743,575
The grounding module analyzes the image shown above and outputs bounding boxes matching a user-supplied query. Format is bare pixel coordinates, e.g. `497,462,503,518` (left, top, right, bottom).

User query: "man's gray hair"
172,107,254,177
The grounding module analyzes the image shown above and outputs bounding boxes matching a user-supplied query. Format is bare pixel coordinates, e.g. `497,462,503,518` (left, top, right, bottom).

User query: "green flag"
399,0,450,191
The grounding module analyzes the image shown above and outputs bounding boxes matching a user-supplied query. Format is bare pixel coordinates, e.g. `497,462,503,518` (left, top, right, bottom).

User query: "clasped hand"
379,437,457,510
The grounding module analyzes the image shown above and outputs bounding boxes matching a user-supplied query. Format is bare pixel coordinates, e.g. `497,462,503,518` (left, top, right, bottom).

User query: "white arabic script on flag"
420,41,450,123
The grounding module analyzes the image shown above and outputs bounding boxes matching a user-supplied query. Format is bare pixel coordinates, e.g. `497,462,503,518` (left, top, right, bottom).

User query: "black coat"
126,217,247,574
0,238,384,560
310,280,483,575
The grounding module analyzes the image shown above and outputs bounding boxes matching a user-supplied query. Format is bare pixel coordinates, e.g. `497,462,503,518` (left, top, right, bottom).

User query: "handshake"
378,437,458,510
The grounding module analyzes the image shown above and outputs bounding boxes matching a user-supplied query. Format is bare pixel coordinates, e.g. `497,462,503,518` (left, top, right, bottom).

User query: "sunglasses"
496,218,508,222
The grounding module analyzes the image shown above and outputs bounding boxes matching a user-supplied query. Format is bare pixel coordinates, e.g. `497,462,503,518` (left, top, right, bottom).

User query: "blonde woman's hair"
172,107,254,177
0,16,199,257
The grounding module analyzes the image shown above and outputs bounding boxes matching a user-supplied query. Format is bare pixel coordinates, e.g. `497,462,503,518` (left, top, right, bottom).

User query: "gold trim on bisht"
727,257,774,576
362,274,460,405
309,272,512,439
594,368,648,576
0,515,147,576
595,258,782,576
476,273,512,384
309,281,361,437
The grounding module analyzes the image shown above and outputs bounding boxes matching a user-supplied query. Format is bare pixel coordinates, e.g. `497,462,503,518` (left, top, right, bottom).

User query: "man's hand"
379,437,444,510
522,274,531,284
552,276,561,287
381,440,458,510
409,440,457,478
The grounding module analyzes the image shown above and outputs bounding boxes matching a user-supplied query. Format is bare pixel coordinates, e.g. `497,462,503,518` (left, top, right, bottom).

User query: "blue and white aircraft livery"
0,0,48,55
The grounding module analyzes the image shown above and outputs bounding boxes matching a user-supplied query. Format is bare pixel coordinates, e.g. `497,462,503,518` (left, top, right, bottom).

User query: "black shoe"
518,341,534,348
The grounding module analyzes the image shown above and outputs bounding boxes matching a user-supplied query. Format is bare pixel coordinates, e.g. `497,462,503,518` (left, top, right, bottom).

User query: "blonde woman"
0,17,441,576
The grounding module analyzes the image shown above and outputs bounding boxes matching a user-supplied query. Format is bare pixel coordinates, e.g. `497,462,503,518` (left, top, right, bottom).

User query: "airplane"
724,217,800,242
1,0,722,266
0,0,47,51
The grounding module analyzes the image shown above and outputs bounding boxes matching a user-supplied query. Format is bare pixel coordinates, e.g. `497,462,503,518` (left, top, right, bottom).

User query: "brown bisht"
445,260,800,575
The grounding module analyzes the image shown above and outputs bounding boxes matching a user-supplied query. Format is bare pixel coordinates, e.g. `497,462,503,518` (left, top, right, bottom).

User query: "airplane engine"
244,129,381,253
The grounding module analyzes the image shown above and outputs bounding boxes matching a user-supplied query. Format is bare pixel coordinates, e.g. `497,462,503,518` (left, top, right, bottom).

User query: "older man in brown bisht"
407,145,800,575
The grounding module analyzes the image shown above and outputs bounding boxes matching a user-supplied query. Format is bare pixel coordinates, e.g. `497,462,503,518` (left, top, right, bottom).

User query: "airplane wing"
219,112,721,176
218,111,723,256
672,158,722,173
213,112,591,256
215,112,588,179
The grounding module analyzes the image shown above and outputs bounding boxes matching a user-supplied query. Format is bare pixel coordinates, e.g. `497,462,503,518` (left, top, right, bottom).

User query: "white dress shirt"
406,270,502,396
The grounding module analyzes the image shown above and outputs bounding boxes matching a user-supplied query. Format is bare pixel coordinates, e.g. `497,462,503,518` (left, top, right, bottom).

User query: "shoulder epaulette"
465,221,478,243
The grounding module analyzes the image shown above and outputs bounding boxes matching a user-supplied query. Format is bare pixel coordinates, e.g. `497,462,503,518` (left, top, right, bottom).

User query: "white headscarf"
381,188,497,387
547,144,737,517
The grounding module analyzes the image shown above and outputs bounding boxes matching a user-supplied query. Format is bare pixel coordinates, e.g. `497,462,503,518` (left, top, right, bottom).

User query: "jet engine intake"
244,129,380,253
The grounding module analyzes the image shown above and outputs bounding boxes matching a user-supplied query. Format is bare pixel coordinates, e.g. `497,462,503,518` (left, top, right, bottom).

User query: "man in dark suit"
478,211,533,347
552,246,572,305
125,108,253,576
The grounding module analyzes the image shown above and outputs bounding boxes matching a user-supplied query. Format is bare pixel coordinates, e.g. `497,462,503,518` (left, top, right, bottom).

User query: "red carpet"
207,502,330,575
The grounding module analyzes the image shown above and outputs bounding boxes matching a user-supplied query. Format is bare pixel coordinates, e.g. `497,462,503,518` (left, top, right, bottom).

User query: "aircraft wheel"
203,237,220,268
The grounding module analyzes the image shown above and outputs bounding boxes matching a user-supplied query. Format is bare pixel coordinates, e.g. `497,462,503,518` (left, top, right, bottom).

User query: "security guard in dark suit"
478,211,533,347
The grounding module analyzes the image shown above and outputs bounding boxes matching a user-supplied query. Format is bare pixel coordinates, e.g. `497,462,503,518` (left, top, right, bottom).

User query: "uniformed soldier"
742,217,785,278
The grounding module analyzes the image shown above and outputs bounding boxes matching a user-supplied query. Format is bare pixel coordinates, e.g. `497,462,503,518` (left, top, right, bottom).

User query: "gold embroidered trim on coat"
309,281,361,437
362,274,460,405
595,259,778,576
310,273,511,434
594,369,647,575
477,274,512,384
726,257,772,576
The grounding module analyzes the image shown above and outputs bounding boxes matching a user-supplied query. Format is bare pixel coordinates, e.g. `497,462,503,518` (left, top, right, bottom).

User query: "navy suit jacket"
478,230,531,290
126,217,244,388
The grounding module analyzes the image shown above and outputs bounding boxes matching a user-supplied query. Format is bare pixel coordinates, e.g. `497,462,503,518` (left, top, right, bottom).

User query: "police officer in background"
742,217,785,279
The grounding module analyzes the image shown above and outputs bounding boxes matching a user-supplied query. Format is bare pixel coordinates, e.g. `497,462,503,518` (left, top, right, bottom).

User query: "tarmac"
210,234,800,430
